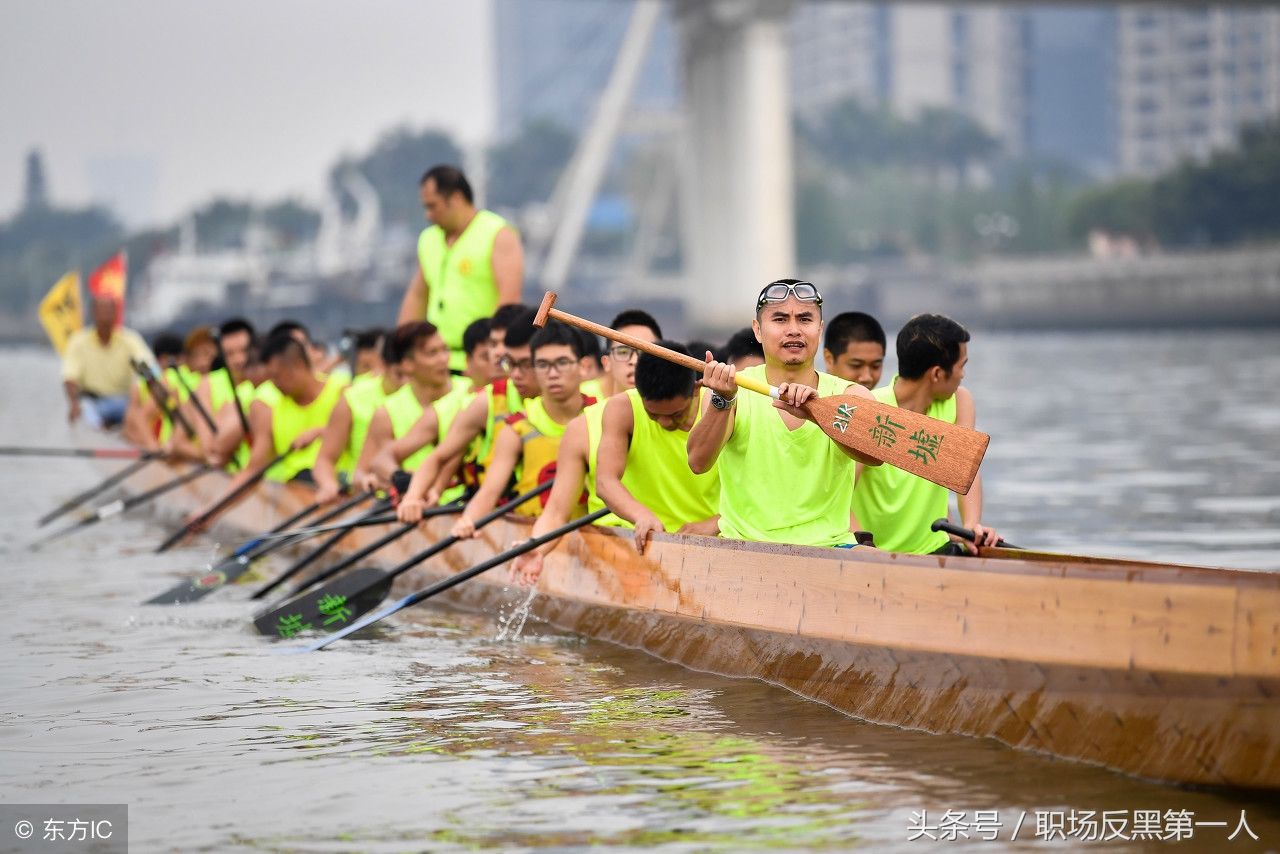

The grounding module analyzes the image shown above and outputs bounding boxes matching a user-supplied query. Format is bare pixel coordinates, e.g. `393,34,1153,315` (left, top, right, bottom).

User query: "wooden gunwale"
132,464,1280,789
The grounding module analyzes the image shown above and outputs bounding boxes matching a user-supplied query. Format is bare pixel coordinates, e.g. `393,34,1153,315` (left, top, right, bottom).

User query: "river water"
2,334,1278,852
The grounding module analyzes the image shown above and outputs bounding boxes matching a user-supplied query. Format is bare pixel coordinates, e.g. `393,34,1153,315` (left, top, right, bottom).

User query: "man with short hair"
185,332,346,523
824,311,886,390
173,318,258,469
688,279,880,548
719,327,765,370
390,310,543,518
349,322,455,497
397,164,524,372
852,314,999,554
596,341,721,554
312,330,406,504
459,318,497,393
61,295,155,428
446,320,594,539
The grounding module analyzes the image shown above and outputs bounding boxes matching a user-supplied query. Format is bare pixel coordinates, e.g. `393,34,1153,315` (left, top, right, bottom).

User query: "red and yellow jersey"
504,395,595,517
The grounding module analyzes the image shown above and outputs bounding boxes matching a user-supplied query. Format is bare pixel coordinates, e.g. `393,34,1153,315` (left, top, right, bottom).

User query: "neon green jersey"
717,365,857,547
851,376,956,554
417,209,511,371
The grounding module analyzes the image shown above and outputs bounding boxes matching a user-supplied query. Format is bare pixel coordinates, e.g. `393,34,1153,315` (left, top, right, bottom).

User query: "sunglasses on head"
756,281,823,312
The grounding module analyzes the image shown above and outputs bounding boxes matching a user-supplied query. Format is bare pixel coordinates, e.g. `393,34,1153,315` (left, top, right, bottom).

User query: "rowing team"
60,281,998,574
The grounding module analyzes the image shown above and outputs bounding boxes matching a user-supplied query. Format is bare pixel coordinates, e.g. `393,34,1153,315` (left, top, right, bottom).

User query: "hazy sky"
0,0,493,227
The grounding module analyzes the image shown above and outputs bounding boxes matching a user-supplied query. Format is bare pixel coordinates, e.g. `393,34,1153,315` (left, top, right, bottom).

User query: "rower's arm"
596,396,649,525
207,401,246,466
954,387,985,530
190,401,272,520
121,384,159,451
355,407,394,484
526,418,587,552
312,397,353,502
491,226,524,306
686,393,733,475
456,425,520,526
397,266,428,325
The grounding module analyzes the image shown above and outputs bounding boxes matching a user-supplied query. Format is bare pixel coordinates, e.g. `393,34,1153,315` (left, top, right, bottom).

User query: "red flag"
88,251,128,326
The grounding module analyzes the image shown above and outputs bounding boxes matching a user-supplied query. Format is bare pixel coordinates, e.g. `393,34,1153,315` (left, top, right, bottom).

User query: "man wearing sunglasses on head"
687,279,882,548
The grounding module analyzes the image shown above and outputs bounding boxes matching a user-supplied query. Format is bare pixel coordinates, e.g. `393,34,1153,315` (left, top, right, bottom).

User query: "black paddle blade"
144,552,258,605
253,567,393,638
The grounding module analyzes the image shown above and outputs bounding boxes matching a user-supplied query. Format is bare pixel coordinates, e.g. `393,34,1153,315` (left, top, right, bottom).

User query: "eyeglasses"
756,280,823,312
499,356,534,372
608,345,639,363
534,357,577,374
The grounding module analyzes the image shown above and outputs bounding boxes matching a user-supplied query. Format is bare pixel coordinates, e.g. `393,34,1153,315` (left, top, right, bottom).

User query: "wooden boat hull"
137,465,1280,789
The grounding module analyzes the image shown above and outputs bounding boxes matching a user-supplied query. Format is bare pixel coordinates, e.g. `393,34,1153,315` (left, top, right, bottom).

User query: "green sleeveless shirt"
417,209,511,371
717,365,857,547
851,376,957,554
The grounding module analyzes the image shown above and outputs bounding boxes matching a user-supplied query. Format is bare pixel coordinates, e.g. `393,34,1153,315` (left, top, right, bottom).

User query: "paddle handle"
305,507,611,651
0,446,153,460
154,449,293,553
535,292,774,398
212,331,252,441
170,363,219,436
931,519,1019,550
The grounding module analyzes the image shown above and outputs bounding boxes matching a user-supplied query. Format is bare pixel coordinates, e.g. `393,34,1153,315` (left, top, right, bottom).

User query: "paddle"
288,507,610,650
32,465,214,548
212,331,252,442
37,455,159,527
133,360,197,440
0,446,151,460
250,511,401,541
250,498,463,608
255,480,555,638
170,364,219,436
534,292,989,495
931,519,1020,550
145,497,328,605
153,447,295,553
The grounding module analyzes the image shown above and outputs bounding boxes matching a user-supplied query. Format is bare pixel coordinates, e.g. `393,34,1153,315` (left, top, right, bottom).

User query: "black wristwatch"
710,391,736,411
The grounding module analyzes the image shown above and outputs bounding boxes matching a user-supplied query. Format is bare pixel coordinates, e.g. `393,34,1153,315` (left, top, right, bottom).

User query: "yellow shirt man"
61,325,154,398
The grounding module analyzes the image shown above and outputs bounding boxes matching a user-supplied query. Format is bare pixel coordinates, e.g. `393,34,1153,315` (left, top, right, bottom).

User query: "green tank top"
383,382,457,472
417,209,511,371
156,366,193,444
851,377,957,554
582,402,628,528
268,375,347,482
624,389,720,532
341,377,396,475
208,370,253,470
717,365,857,547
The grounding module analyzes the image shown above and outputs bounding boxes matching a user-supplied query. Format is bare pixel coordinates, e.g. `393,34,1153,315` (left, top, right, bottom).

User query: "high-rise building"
1116,7,1280,175
1026,8,1114,174
790,3,1031,154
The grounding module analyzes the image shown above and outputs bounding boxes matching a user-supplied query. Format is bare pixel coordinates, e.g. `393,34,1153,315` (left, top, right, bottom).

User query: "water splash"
494,585,538,642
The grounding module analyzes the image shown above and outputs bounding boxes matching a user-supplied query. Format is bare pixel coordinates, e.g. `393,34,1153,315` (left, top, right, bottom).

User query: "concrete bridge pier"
674,0,796,331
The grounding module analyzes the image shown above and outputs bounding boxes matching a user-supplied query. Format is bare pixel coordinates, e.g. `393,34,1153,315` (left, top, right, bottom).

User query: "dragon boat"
128,463,1280,790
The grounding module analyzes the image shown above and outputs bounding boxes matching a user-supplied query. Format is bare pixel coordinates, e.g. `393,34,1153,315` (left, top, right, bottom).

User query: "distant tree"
487,119,576,209
0,203,122,313
262,199,321,245
329,127,463,228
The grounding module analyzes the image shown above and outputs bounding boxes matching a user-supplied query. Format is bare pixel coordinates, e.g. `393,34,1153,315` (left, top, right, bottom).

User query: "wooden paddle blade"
802,393,989,494
253,567,393,638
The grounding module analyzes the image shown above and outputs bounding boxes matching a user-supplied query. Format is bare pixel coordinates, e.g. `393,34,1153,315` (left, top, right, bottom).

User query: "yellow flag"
38,272,84,355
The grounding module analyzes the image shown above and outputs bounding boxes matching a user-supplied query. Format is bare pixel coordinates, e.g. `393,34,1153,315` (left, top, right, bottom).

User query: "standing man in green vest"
397,164,524,373
688,279,881,548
